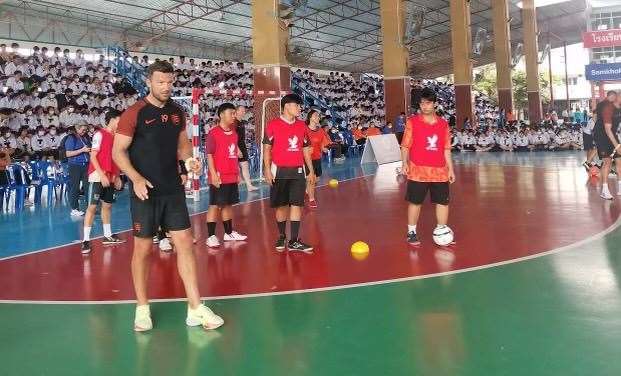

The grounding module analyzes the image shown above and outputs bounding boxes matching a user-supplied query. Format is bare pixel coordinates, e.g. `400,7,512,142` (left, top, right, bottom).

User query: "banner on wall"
585,63,621,81
583,29,621,48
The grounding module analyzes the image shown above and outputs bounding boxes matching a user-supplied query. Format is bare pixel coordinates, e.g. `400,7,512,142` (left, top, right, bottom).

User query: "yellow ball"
352,251,369,261
328,179,339,188
351,241,370,255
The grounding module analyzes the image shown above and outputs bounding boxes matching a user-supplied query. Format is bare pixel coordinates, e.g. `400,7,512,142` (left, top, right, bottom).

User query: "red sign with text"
583,29,621,48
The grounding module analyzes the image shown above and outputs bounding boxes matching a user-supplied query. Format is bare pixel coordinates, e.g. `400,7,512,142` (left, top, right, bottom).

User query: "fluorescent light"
516,0,571,8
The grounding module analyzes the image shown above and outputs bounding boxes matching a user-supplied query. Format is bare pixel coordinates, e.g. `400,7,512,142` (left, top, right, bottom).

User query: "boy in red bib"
263,94,316,253
401,88,455,245
205,103,248,248
81,109,125,254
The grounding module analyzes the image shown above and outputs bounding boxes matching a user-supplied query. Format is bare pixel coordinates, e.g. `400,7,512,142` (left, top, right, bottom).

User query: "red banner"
583,29,621,48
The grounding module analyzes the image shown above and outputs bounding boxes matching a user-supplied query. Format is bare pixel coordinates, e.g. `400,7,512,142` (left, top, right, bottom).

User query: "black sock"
277,221,286,237
290,221,300,241
157,229,167,241
223,219,232,235
207,222,216,237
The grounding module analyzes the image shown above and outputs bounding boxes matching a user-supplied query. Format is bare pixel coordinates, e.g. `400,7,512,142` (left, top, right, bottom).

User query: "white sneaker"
70,209,84,217
223,231,248,241
186,304,224,330
206,235,220,248
601,191,614,200
159,238,173,252
134,305,153,332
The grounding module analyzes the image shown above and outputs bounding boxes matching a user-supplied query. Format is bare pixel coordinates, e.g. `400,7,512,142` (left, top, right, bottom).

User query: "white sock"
83,226,92,242
103,224,112,238
603,183,611,195
408,225,416,233
436,224,447,229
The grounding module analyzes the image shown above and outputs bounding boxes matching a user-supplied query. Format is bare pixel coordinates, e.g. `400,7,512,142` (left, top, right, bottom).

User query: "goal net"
172,88,284,199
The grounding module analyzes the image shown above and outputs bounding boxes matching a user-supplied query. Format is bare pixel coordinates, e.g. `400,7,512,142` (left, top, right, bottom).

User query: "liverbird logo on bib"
228,143,237,158
287,135,299,151
426,134,438,151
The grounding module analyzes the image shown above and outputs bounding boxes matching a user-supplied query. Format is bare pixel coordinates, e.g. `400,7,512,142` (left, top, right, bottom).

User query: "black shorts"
209,183,239,206
86,182,116,205
582,133,595,151
130,191,191,238
595,131,620,159
405,180,450,205
238,143,249,162
270,178,306,208
306,159,322,177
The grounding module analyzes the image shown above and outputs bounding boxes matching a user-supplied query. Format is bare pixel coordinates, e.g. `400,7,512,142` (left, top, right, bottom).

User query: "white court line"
2,210,619,305
0,172,377,262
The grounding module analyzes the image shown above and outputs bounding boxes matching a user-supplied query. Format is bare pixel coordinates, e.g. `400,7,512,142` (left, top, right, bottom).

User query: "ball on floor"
329,179,339,188
432,226,454,246
351,241,369,255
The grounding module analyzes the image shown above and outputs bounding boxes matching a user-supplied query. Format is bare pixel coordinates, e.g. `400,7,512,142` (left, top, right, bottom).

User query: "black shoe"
287,239,313,253
583,161,591,172
102,234,125,245
81,241,91,254
407,231,420,245
275,235,287,251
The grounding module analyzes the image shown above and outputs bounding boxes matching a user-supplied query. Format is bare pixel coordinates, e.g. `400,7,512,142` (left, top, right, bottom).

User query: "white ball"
432,226,454,246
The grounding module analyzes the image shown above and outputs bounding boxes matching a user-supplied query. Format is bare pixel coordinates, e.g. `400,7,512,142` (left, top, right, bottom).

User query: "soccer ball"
432,226,454,246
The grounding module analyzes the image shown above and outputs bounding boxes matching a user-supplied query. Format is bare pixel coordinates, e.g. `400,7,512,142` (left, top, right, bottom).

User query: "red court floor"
0,163,617,302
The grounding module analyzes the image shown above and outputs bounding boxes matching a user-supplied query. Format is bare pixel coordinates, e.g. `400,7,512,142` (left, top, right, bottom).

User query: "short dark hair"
280,93,302,110
105,109,123,124
147,61,174,78
217,102,236,117
420,88,437,103
607,90,617,97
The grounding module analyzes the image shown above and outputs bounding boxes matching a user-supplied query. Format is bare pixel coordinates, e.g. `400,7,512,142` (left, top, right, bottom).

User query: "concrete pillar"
380,0,411,125
450,0,474,129
492,0,514,116
252,1,291,140
522,0,543,122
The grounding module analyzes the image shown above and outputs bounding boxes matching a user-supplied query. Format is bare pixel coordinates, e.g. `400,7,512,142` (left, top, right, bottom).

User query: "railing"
106,45,148,96
291,72,349,127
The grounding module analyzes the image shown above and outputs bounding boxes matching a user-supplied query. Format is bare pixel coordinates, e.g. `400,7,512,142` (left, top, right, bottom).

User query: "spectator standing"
65,124,91,216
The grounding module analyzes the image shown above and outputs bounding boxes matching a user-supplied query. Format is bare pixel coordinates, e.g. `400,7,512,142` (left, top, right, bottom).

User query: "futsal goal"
172,87,286,201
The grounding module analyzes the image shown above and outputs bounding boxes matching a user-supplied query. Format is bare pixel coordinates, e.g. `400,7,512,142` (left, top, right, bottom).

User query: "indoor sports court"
2,0,621,375
3,152,621,374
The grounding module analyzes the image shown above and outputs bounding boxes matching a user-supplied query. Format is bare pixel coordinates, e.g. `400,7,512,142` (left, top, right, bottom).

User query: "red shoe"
308,199,318,209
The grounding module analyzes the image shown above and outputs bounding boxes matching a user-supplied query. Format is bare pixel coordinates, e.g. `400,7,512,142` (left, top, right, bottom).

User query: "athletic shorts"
306,159,322,177
405,180,450,205
270,178,306,208
238,143,249,162
130,191,191,238
209,183,240,206
595,131,621,159
582,133,595,151
86,182,116,205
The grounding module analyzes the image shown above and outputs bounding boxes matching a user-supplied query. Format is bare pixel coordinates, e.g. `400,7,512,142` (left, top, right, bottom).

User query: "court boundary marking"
0,158,583,260
2,206,619,305
0,171,379,261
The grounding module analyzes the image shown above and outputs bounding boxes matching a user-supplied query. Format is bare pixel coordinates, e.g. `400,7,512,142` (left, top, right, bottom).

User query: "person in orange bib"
401,88,456,245
364,124,381,137
305,109,331,208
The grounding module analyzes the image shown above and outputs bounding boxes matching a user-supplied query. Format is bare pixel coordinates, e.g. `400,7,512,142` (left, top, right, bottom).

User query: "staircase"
106,46,148,96
291,72,349,127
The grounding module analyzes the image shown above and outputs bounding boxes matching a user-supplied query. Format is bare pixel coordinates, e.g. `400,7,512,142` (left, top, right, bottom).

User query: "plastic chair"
7,164,29,211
